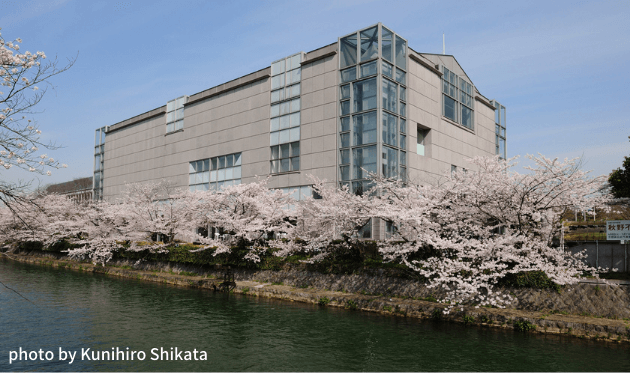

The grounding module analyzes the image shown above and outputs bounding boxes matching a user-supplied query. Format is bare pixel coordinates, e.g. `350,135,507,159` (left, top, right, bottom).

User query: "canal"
1,258,629,371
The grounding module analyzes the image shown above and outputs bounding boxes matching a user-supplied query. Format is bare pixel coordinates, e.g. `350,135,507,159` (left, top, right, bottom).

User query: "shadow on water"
1,258,629,372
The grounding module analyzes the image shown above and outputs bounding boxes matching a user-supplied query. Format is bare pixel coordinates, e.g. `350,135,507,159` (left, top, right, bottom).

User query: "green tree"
608,136,630,199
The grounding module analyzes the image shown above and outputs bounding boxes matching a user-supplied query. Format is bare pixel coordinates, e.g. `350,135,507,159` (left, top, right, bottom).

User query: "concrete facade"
95,23,506,238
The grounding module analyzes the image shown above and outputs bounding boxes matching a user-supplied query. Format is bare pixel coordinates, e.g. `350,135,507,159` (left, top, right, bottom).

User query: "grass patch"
318,297,330,306
431,308,443,320
513,320,536,332
346,300,358,310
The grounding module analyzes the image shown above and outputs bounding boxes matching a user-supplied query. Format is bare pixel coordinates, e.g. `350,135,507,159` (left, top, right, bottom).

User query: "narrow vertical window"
270,53,302,173
166,96,188,133
492,100,507,159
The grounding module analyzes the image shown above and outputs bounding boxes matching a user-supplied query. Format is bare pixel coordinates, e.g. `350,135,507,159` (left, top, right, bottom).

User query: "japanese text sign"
606,220,630,240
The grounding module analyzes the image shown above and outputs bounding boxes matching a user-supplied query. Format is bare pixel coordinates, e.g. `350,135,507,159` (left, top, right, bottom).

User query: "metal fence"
565,241,629,272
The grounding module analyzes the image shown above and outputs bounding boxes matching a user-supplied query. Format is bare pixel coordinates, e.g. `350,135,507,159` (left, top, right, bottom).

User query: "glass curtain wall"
93,127,106,200
339,24,407,195
339,24,408,239
270,53,303,173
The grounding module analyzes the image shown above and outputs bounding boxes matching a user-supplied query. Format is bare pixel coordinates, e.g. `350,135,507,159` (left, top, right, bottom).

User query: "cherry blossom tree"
116,180,197,244
274,177,373,262
0,29,73,217
373,155,610,311
190,178,298,262
0,192,93,249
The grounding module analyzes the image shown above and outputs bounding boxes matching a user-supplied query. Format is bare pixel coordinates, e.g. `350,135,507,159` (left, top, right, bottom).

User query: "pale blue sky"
1,0,629,188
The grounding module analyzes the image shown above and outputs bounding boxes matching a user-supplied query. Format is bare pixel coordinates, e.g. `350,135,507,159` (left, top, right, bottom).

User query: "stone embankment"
2,248,630,344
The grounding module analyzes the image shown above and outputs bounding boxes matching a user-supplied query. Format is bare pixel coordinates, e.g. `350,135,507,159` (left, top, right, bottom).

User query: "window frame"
441,66,474,131
166,95,188,134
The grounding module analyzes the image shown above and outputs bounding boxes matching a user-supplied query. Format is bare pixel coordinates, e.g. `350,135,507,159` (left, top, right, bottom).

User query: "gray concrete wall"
103,51,339,200
103,77,270,199
405,52,497,186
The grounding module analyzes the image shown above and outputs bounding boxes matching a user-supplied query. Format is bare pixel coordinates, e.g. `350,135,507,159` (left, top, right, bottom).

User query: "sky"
1,0,629,189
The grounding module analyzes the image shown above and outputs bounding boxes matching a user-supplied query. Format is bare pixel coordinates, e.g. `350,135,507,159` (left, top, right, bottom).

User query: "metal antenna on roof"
443,33,445,55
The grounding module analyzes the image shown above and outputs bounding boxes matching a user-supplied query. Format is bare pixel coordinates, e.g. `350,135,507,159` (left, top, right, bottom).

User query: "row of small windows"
188,152,242,192
442,67,474,130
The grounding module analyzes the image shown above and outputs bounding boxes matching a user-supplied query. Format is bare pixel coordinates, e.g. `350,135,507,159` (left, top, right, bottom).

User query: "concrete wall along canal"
3,247,630,342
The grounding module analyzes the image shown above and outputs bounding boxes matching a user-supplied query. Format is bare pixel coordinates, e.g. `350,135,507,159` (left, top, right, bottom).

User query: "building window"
166,96,187,133
271,141,300,173
278,185,314,201
189,152,242,192
93,126,106,200
385,220,397,239
271,53,302,173
382,145,398,179
353,78,377,113
189,159,210,191
357,218,372,239
492,100,507,159
442,67,474,130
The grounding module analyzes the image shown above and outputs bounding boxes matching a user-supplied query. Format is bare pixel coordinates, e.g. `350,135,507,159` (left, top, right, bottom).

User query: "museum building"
93,23,507,239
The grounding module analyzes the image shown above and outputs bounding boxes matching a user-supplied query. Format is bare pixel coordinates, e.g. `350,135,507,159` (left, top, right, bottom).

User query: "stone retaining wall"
3,248,630,344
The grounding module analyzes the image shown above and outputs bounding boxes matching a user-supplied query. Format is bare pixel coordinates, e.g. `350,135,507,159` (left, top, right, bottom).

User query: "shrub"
513,320,536,332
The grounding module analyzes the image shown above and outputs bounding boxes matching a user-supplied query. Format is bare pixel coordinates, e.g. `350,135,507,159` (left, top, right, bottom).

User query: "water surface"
1,258,628,371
